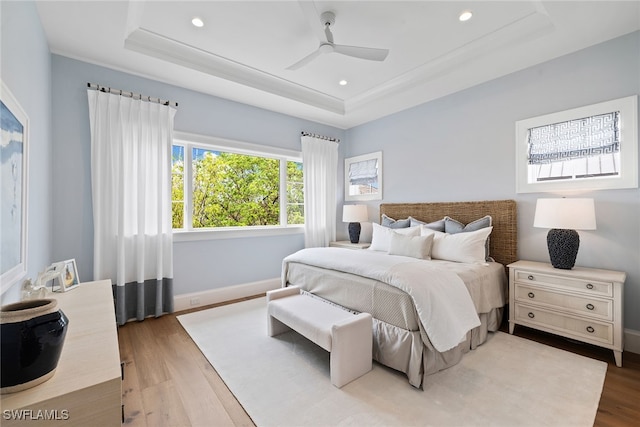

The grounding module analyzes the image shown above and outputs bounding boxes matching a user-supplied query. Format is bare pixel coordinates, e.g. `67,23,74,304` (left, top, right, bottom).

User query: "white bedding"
282,247,482,352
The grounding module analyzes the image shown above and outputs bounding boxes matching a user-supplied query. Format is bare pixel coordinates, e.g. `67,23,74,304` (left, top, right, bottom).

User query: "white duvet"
282,247,481,352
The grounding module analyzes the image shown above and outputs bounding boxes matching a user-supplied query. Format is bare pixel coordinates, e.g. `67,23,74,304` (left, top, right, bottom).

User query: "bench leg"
330,313,373,388
266,286,300,336
268,315,293,337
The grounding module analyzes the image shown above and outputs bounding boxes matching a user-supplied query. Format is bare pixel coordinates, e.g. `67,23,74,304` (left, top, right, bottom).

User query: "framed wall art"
345,151,382,201
1,80,29,294
515,95,638,193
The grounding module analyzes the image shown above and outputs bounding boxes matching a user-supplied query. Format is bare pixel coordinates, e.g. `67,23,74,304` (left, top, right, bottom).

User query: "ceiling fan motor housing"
320,11,335,27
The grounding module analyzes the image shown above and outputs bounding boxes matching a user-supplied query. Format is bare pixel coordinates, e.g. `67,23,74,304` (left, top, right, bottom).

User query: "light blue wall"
345,31,640,331
50,55,345,294
1,1,53,302
4,1,638,334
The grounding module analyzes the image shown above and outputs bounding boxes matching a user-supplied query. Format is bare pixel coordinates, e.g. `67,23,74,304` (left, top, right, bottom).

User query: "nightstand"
508,260,625,367
329,241,371,250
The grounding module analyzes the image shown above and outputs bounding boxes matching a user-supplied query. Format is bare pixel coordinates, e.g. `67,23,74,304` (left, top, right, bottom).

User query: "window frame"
515,95,638,193
172,131,304,242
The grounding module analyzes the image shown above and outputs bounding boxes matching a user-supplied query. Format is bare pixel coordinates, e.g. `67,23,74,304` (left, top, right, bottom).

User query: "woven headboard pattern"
380,200,517,268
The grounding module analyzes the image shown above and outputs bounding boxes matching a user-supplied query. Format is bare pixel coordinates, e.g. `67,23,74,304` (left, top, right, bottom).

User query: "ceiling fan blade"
286,48,323,70
333,44,389,61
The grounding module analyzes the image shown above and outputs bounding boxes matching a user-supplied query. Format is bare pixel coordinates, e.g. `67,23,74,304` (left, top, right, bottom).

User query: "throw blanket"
282,248,481,352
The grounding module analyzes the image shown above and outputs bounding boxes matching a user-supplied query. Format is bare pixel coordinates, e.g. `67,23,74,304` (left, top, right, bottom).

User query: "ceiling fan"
287,11,389,70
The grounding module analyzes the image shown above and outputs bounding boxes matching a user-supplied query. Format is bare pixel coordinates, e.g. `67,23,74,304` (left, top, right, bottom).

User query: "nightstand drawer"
514,284,612,320
515,270,612,297
514,304,613,345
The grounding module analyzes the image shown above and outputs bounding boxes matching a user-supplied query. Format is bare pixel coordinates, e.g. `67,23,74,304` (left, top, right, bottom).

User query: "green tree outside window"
171,145,303,229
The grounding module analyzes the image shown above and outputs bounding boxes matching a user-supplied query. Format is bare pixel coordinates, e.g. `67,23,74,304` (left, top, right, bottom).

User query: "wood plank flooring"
118,297,640,426
118,298,255,427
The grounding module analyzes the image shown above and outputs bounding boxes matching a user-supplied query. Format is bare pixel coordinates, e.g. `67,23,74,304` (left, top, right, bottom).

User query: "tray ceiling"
37,1,640,128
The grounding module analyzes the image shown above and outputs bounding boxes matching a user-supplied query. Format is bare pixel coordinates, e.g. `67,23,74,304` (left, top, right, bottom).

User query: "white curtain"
87,90,176,325
301,135,338,247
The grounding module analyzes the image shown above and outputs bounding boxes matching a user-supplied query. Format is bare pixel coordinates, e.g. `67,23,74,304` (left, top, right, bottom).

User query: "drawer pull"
586,283,594,290
586,326,595,333
528,312,535,319
527,292,535,299
527,275,534,280
586,303,595,311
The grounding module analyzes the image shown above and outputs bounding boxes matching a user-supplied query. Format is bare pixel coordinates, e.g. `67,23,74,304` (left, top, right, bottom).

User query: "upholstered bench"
266,286,373,388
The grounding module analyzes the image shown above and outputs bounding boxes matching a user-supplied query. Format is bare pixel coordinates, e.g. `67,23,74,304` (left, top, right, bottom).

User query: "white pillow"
369,223,420,252
421,226,493,263
388,232,435,259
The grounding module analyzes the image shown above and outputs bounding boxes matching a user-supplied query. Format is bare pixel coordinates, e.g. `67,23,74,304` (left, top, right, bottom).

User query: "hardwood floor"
118,297,640,426
118,298,256,427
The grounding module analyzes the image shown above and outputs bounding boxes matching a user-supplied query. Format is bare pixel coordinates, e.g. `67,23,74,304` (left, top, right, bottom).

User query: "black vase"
1,299,69,394
547,228,580,270
348,222,362,244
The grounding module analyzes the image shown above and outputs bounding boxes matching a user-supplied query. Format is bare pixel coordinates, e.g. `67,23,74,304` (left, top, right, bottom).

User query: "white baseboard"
625,328,640,355
174,278,280,312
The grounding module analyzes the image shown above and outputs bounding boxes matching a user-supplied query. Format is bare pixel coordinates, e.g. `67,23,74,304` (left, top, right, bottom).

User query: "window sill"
173,225,304,242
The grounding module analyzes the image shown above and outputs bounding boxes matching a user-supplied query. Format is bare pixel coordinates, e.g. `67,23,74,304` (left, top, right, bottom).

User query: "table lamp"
533,198,596,269
342,205,368,243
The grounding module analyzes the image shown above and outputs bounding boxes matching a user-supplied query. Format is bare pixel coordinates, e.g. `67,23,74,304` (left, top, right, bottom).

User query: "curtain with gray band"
87,89,176,325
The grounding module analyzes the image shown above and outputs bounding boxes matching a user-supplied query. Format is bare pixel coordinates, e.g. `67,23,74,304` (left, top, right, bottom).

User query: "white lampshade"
533,198,596,230
342,204,368,223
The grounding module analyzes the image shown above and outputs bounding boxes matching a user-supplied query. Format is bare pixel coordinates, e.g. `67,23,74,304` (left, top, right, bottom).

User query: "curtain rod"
87,83,178,108
301,131,340,143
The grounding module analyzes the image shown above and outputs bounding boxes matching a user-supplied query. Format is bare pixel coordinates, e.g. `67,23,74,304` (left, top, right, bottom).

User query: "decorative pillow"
381,214,411,229
444,215,492,260
388,232,435,260
422,226,493,264
369,223,420,252
409,216,445,231
444,215,492,233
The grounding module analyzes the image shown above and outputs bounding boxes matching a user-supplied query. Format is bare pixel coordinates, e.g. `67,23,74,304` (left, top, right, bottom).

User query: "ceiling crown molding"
124,27,345,115
123,1,552,120
346,8,554,114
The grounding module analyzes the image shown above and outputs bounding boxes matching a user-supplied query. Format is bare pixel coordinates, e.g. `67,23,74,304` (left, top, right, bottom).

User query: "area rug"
178,297,607,427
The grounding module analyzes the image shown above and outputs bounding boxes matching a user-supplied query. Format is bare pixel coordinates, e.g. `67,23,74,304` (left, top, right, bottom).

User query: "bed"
282,200,517,388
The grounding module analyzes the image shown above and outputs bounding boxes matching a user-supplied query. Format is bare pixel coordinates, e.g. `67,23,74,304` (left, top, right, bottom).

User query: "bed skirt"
304,290,503,388
285,260,506,388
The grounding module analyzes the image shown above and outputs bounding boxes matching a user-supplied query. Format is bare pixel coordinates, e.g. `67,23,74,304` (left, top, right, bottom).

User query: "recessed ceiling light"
192,17,204,28
459,10,473,22
339,80,348,86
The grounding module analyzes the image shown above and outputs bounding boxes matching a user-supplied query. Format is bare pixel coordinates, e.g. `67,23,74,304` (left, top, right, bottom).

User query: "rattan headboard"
380,200,517,268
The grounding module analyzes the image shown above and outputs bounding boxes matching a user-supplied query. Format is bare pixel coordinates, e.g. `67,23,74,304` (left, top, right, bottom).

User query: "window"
172,132,303,236
527,111,620,182
286,161,304,225
171,145,185,229
516,96,638,193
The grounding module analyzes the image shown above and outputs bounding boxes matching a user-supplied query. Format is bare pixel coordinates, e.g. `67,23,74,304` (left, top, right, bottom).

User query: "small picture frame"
52,259,80,292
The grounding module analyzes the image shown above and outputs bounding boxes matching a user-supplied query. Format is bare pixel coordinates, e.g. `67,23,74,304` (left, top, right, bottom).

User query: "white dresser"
1,280,122,425
508,260,625,367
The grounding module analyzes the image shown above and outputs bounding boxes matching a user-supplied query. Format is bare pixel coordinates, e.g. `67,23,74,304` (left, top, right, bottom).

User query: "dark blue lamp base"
348,222,362,244
547,228,580,270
